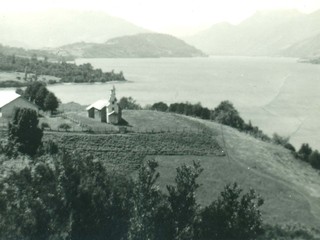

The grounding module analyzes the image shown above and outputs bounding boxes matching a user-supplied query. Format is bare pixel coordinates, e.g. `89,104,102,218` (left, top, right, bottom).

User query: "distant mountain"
281,33,320,57
185,9,320,57
56,33,207,58
0,10,149,49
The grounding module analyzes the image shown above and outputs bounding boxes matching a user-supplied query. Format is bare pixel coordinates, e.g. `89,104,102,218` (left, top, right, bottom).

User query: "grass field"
153,115,320,227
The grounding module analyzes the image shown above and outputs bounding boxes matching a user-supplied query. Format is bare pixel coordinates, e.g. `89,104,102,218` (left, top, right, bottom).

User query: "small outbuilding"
0,91,39,118
86,86,122,124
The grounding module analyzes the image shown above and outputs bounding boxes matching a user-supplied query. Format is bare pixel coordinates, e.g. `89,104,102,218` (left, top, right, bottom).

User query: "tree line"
0,53,126,84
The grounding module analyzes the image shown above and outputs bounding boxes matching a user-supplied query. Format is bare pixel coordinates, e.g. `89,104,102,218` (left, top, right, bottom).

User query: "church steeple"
109,85,117,104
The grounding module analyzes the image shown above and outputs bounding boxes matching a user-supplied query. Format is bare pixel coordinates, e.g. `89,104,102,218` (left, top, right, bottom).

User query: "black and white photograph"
0,0,320,239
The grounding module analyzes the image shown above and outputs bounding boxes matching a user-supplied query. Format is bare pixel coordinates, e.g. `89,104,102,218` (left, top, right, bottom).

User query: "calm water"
2,56,320,149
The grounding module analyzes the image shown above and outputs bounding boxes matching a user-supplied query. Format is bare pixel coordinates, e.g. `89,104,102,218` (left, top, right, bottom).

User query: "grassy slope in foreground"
42,110,320,226
155,115,320,227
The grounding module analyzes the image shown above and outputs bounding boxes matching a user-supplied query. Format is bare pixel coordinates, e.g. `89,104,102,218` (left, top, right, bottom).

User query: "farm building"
0,91,39,118
86,86,122,124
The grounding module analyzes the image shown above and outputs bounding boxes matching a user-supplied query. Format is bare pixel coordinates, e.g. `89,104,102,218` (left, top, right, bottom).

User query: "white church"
86,86,122,124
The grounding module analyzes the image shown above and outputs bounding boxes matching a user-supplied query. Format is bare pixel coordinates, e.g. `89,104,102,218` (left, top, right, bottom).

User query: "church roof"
86,100,109,110
0,91,21,108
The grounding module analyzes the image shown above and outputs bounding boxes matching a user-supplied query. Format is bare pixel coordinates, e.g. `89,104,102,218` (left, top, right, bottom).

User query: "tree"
35,85,49,110
212,101,245,130
151,102,168,112
298,143,312,161
119,97,141,110
272,133,290,146
44,92,59,113
8,108,43,156
167,161,203,240
200,183,264,240
308,150,320,169
128,159,163,240
24,81,46,102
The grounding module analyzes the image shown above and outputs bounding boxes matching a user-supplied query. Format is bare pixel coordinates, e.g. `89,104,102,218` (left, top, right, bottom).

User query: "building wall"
88,108,95,118
100,107,106,122
108,113,119,124
0,97,38,118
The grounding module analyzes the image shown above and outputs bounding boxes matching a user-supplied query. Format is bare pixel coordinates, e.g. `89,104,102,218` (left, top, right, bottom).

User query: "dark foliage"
0,53,125,84
167,161,203,240
24,82,59,112
297,143,313,161
119,97,141,110
308,150,320,170
8,108,43,156
44,92,59,113
128,159,163,240
169,102,211,119
211,100,245,129
0,152,133,240
200,183,264,240
151,102,169,112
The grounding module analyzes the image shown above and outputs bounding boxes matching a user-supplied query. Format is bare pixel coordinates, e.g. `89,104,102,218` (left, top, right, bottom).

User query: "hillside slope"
0,10,148,48
57,33,207,58
185,9,320,57
281,33,320,57
2,110,319,226
155,115,320,226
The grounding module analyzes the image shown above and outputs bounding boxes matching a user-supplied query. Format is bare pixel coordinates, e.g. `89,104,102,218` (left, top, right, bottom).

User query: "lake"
2,56,320,149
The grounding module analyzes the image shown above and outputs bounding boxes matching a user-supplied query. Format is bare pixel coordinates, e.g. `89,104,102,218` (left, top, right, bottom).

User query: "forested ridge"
0,53,126,84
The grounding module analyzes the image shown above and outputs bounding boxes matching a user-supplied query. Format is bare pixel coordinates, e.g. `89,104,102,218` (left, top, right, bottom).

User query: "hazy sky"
1,0,320,35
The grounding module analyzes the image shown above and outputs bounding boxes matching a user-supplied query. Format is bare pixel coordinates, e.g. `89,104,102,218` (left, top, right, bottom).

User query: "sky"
0,0,320,35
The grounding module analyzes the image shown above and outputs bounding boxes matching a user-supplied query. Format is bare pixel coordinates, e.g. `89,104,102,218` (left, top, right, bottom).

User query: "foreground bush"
200,183,264,240
8,108,43,156
0,151,265,240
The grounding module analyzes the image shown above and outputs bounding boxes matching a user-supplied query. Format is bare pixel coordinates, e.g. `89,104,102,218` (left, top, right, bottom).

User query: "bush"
167,161,203,240
308,150,320,170
272,133,290,146
211,101,245,130
297,143,312,161
199,183,264,240
151,102,169,112
8,108,43,156
119,97,141,110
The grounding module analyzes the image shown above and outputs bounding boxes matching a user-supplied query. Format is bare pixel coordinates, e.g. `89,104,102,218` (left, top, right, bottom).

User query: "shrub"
119,97,141,110
211,101,245,130
128,159,163,240
272,133,290,146
167,161,203,240
284,143,296,152
199,183,264,240
297,143,312,161
8,108,43,156
151,102,169,112
308,150,320,170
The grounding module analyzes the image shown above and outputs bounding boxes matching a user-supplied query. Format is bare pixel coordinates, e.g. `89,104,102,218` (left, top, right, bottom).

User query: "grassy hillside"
155,116,320,226
2,109,320,227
